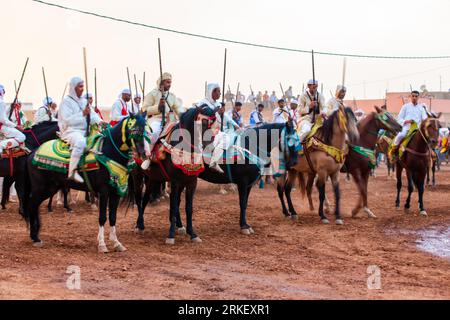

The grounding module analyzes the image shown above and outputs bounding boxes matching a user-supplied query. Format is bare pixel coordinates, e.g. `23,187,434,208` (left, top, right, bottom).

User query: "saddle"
150,122,178,162
0,132,30,159
299,117,346,164
389,122,419,161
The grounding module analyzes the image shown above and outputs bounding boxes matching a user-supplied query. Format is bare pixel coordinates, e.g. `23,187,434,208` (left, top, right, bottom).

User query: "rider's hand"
310,101,318,109
83,107,91,116
404,120,412,125
158,99,166,113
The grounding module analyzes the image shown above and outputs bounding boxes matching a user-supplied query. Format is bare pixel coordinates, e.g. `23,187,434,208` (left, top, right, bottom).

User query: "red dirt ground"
0,162,449,300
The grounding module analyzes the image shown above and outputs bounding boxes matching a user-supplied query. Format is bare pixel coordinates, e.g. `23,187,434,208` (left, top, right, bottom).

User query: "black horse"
135,106,217,245
0,121,59,216
133,119,299,238
26,115,147,252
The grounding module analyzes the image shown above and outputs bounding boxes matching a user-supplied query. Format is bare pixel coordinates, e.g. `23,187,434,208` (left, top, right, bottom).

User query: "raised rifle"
83,48,91,137
158,38,167,128
42,67,52,121
221,48,227,132
9,57,29,121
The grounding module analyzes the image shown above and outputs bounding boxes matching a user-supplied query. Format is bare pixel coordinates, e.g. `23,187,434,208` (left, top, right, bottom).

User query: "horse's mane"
317,107,355,144
179,107,200,128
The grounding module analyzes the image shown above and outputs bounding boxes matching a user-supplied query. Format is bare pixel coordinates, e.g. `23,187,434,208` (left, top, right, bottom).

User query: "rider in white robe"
58,77,102,183
35,97,58,124
0,84,26,154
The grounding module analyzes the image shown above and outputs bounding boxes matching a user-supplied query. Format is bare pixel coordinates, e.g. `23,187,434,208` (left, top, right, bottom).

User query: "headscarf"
0,84,5,98
196,83,221,109
335,85,347,99
156,72,172,88
119,88,131,99
68,77,84,102
43,97,53,106
307,79,319,85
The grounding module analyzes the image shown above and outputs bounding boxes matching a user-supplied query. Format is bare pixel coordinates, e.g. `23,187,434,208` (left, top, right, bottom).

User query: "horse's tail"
298,172,306,199
122,172,137,215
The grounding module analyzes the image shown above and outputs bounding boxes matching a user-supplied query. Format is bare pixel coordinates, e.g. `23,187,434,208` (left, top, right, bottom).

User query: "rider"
110,89,132,127
326,85,347,116
298,79,326,141
6,100,28,128
35,97,58,124
0,85,26,154
58,77,103,183
197,83,239,174
140,73,186,170
389,90,428,159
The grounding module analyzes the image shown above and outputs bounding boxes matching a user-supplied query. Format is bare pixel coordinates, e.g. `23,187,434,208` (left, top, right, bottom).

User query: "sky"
3,0,450,109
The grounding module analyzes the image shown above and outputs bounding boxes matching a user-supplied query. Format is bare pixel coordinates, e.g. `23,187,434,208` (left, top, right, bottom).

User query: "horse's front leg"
306,173,315,212
330,172,343,225
395,163,403,209
361,171,377,218
175,186,186,236
316,172,329,224
97,191,109,253
237,179,254,235
404,173,414,213
417,175,427,216
108,193,126,252
285,171,299,220
166,182,180,245
185,179,201,243
276,174,290,218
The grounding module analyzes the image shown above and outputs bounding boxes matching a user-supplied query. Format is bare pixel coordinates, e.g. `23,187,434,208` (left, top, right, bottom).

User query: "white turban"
206,83,220,105
307,79,319,85
0,84,5,97
290,99,299,105
43,97,53,106
156,72,173,87
69,77,84,101
134,93,142,98
119,88,131,99
335,85,347,98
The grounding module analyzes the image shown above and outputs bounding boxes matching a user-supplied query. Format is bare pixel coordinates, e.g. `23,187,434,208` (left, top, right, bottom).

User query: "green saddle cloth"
32,135,102,174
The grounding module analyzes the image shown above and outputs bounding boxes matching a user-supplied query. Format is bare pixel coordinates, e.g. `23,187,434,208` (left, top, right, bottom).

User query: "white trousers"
210,132,234,165
298,120,313,141
61,131,86,158
0,126,26,151
394,124,411,145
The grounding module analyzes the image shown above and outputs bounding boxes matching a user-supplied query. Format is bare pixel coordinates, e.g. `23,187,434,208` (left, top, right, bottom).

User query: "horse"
395,115,441,216
137,106,218,245
375,132,396,178
132,119,299,237
342,107,402,218
0,121,59,216
277,106,359,225
26,114,147,252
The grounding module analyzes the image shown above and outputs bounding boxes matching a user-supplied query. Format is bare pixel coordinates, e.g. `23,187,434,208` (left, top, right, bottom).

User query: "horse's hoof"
321,219,330,225
419,211,428,217
165,238,175,245
351,211,358,218
98,244,109,253
364,208,377,219
134,228,145,235
191,237,202,243
177,227,187,235
283,215,291,219
249,228,255,234
291,215,299,221
335,219,344,226
32,241,43,248
114,244,127,252
241,228,251,235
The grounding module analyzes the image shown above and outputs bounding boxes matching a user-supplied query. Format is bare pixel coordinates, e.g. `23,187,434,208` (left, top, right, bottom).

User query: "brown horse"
277,106,359,225
395,115,441,216
375,133,395,178
298,107,401,219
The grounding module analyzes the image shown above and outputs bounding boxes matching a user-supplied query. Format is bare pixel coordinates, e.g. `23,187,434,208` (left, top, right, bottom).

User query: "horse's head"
124,112,147,159
284,118,300,169
421,113,442,149
339,106,359,144
373,106,402,134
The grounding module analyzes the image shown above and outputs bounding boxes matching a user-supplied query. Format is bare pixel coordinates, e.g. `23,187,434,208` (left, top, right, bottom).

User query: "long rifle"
42,67,52,121
94,68,103,120
9,57,29,121
126,67,134,114
61,82,68,103
221,48,227,132
142,72,146,100
158,38,166,128
342,57,347,87
279,83,286,101
235,82,240,105
134,74,140,113
83,48,91,137
311,50,318,124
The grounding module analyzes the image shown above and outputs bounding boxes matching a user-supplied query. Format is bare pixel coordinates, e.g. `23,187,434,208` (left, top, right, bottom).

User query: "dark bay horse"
132,120,299,238
395,115,441,216
277,107,359,225
0,121,59,216
26,115,147,251
138,106,217,245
